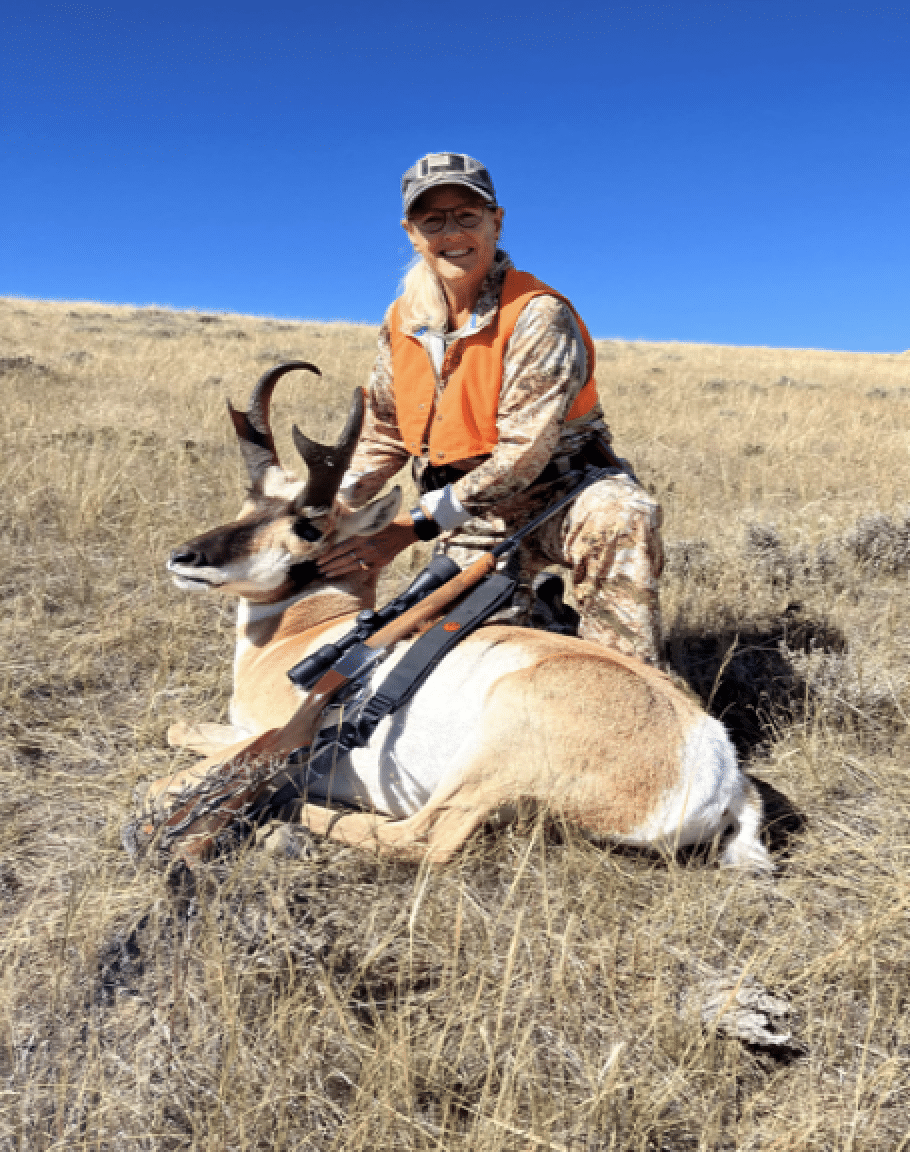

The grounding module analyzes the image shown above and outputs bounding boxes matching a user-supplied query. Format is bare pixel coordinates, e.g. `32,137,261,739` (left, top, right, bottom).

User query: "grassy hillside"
1,296,908,1150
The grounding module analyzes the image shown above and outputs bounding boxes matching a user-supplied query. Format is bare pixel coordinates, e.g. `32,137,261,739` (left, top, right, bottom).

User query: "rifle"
287,552,461,691
145,464,618,869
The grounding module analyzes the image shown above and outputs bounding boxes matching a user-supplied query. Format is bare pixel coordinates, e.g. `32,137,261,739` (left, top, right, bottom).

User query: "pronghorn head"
167,362,401,602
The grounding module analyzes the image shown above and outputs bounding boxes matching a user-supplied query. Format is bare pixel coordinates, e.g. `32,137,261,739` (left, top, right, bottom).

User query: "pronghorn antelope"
144,362,771,870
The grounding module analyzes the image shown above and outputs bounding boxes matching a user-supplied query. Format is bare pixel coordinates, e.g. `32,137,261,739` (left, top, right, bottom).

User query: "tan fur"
288,629,702,861
145,612,745,864
232,590,366,729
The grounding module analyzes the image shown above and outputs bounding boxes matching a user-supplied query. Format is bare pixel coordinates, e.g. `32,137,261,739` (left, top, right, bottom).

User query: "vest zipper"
415,332,444,456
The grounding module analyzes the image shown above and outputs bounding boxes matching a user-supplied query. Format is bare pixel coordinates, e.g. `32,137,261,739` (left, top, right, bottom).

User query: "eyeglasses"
409,205,496,235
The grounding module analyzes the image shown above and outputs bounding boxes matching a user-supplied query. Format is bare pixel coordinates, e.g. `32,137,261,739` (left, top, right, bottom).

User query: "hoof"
256,822,315,860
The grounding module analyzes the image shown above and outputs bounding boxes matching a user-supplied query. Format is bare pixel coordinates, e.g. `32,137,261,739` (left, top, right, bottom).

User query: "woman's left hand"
316,515,419,580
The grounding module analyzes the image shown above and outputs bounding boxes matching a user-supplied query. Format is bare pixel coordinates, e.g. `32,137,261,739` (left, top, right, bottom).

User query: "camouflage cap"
401,153,497,216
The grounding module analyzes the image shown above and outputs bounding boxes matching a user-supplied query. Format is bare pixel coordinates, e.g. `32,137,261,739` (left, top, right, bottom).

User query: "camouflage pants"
437,472,664,665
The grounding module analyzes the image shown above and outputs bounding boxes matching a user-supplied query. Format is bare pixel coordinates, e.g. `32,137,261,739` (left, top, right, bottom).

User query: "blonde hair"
397,254,448,332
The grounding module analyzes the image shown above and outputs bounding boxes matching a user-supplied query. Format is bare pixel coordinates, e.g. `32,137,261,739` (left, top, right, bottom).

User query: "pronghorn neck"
236,582,370,652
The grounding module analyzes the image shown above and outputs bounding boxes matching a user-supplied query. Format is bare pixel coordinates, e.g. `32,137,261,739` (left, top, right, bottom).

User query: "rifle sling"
357,569,518,734
284,569,518,790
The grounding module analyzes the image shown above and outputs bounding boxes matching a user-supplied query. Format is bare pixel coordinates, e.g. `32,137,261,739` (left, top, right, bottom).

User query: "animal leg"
292,795,489,863
295,802,395,847
719,778,773,873
139,734,264,818
167,720,253,756
370,796,494,863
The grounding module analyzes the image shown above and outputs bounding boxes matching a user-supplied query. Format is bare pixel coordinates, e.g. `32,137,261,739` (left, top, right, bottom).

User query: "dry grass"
1,296,909,1150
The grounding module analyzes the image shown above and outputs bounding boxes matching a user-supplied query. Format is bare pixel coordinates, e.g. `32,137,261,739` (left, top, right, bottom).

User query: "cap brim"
403,175,496,215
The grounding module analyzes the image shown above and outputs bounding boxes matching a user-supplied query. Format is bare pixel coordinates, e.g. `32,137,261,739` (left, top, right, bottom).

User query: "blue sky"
2,1,908,350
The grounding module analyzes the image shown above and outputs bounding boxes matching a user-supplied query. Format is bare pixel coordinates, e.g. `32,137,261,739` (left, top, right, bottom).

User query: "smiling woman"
402,188,504,332
320,151,665,665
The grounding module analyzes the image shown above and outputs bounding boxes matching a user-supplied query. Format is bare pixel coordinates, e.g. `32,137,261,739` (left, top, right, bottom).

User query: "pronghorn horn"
227,361,322,489
292,388,365,511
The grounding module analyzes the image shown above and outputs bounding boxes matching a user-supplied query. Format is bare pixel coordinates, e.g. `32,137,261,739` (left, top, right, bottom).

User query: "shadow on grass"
751,776,807,861
664,605,847,865
666,604,847,758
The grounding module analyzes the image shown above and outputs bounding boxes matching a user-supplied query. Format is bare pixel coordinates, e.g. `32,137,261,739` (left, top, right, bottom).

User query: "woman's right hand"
316,513,419,580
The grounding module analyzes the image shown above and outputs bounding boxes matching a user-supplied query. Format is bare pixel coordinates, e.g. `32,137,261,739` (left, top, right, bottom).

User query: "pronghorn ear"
332,487,402,543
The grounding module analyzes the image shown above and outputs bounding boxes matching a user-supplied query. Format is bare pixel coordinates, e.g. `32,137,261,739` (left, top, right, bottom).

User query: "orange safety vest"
388,268,599,465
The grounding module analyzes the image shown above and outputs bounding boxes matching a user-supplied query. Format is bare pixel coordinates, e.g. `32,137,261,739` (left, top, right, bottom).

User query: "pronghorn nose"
170,546,207,568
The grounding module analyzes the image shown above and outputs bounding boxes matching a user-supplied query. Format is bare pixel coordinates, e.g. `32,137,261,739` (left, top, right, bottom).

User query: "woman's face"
403,186,504,303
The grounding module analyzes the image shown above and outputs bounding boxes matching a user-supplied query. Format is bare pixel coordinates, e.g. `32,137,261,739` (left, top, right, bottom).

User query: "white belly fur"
304,638,536,818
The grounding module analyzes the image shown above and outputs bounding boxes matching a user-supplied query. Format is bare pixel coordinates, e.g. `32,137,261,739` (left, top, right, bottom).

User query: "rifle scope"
287,553,461,691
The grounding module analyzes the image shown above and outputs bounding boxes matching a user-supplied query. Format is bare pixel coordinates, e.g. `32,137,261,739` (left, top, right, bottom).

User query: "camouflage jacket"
339,250,611,522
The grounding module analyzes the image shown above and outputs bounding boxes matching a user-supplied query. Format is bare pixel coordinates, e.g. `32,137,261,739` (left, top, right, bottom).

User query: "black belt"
417,438,617,496
415,460,472,494
533,438,619,486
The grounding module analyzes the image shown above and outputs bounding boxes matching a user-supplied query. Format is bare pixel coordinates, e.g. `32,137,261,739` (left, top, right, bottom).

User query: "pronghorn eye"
293,518,323,543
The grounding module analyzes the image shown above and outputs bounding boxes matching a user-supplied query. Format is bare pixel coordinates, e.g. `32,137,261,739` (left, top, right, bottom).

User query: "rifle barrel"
492,466,616,557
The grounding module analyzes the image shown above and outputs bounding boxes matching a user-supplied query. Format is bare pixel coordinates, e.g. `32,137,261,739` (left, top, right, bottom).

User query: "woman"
319,152,664,665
